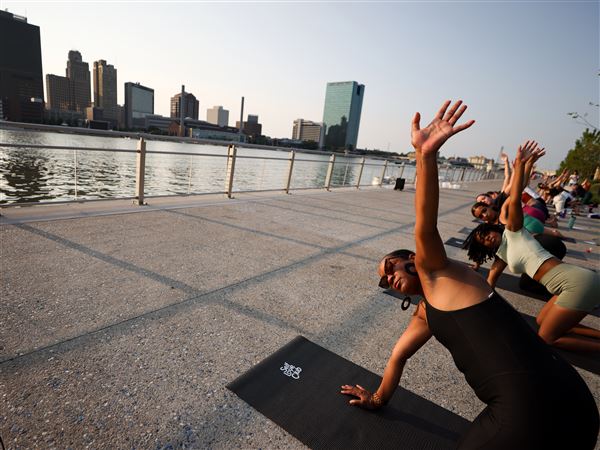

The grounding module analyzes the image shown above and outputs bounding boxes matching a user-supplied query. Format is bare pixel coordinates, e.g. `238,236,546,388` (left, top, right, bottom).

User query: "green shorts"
540,263,600,312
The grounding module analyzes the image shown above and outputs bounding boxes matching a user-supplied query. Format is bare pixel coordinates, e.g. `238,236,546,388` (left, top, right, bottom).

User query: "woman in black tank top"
341,101,598,448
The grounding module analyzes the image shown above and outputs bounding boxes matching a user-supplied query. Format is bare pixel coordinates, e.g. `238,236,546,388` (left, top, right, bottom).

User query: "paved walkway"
1,182,599,449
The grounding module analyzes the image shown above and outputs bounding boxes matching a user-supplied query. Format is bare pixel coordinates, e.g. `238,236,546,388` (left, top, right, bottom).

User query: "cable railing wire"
0,138,501,207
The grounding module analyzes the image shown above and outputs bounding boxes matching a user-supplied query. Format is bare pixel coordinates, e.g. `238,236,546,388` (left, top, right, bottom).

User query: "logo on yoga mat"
280,362,302,379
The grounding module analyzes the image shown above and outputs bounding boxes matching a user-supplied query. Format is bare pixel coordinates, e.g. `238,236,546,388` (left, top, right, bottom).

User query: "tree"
567,103,599,131
558,129,600,179
567,72,599,131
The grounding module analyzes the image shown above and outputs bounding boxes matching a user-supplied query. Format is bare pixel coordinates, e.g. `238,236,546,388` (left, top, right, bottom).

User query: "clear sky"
2,0,598,169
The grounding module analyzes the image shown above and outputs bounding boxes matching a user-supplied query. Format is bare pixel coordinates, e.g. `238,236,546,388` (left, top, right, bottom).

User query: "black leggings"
457,371,599,449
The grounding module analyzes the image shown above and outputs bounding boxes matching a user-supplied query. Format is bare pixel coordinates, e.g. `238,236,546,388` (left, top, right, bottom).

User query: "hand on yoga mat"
340,384,382,410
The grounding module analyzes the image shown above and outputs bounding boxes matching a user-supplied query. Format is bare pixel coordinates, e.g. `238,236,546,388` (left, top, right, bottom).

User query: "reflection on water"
1,129,383,204
0,128,466,204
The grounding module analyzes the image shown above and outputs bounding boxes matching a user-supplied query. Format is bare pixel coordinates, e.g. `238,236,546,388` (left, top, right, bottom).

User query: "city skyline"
2,1,598,169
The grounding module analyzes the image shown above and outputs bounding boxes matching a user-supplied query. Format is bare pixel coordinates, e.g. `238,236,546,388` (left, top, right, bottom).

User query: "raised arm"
549,169,568,188
505,140,539,231
523,147,546,189
500,152,512,194
412,100,475,273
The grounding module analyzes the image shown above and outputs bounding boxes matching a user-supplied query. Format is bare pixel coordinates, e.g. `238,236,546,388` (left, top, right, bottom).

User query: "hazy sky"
3,1,598,169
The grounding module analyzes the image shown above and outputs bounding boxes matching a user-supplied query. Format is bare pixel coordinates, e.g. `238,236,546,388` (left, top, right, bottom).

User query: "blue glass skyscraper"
322,81,364,150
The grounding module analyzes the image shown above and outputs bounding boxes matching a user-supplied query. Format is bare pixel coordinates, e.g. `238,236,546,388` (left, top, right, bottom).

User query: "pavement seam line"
1,199,474,366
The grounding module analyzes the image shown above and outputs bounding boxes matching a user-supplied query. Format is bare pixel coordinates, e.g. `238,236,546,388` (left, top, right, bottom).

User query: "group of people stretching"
341,100,599,448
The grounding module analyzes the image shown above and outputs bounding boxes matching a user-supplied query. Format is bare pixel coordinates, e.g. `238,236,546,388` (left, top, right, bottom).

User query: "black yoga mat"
520,314,600,376
565,249,587,261
444,237,465,248
458,227,473,235
560,236,577,243
227,336,470,450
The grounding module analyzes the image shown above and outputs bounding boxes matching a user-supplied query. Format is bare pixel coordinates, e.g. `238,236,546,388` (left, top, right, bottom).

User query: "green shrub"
589,183,600,204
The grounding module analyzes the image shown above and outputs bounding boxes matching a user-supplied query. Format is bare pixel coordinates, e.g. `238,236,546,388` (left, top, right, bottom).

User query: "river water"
1,128,484,205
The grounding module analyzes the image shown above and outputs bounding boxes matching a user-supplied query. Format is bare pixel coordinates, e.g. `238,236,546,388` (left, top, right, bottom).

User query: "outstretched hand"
516,140,543,164
530,146,546,163
340,384,380,410
411,100,475,156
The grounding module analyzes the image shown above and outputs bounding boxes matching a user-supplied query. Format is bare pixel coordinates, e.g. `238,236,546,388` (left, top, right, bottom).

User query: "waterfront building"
45,108,83,125
85,106,104,121
322,81,364,150
0,10,44,122
236,114,262,140
206,105,229,127
292,119,324,148
468,155,495,171
45,51,91,118
171,91,199,120
191,124,244,141
93,60,118,126
447,156,474,168
66,50,91,113
124,82,154,129
116,104,125,130
45,74,71,111
142,114,241,140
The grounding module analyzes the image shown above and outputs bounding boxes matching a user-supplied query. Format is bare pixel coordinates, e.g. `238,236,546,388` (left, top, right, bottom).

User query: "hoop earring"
401,296,411,310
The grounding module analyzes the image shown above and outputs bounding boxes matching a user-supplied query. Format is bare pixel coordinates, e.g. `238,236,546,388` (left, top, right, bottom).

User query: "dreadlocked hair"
462,223,505,265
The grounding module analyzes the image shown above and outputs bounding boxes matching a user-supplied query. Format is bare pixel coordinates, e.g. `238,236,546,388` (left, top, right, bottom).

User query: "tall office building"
292,119,324,147
171,91,199,120
93,60,118,124
0,10,44,122
45,74,71,111
206,105,229,127
124,82,154,129
322,81,364,150
46,50,91,114
66,50,91,112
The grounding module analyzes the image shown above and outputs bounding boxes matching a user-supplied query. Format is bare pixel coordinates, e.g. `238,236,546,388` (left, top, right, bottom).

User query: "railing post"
74,149,78,200
356,157,366,189
324,153,336,191
225,144,237,198
135,137,146,205
285,150,295,194
187,154,193,194
460,167,466,181
379,160,388,187
398,163,405,180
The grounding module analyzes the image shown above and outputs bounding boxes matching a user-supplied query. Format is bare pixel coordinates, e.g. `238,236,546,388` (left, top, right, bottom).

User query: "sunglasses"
379,275,391,289
378,258,401,289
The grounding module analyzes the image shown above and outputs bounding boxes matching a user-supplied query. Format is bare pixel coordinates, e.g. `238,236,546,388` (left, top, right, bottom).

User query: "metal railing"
0,136,501,207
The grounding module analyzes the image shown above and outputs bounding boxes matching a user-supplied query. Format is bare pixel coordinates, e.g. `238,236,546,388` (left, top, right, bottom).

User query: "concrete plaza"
1,182,599,449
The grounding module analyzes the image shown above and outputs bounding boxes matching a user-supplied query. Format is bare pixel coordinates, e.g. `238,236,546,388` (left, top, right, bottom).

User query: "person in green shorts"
465,141,600,353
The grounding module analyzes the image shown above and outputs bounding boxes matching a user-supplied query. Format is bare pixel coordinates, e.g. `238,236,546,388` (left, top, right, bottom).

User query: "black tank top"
424,292,562,399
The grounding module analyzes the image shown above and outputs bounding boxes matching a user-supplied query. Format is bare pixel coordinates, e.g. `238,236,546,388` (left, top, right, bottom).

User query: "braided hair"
462,223,505,265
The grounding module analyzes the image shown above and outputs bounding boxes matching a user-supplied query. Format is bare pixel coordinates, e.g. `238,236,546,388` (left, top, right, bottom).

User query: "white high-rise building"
206,105,229,127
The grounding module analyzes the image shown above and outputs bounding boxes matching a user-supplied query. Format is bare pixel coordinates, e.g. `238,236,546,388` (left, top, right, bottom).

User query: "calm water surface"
1,129,415,204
